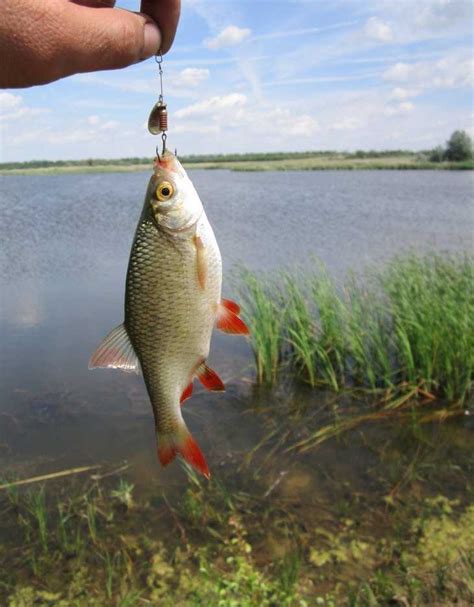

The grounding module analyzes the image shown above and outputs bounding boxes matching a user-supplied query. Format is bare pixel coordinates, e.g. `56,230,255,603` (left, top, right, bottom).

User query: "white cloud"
384,101,415,116
171,68,210,88
365,0,471,44
99,120,119,131
331,117,363,131
0,93,47,123
364,17,393,42
413,0,471,30
0,92,22,111
175,93,247,119
174,124,220,135
389,87,420,100
204,25,251,50
383,55,474,90
87,115,100,125
252,108,319,137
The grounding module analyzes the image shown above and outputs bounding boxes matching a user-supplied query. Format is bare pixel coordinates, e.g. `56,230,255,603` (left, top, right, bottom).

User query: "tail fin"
158,422,210,479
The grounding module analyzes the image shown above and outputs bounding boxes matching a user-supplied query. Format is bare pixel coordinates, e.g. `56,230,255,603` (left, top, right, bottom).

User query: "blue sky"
1,0,473,161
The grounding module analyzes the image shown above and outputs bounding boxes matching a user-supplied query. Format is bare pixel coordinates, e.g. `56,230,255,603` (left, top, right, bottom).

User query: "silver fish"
89,151,248,478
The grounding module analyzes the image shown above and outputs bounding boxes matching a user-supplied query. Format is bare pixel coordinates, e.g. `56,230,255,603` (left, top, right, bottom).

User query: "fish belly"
125,214,222,434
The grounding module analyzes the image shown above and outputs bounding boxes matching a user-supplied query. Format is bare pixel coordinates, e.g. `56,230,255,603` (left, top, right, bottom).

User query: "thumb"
51,4,161,80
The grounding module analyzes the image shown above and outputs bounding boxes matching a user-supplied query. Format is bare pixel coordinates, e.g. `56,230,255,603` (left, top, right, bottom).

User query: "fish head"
148,150,203,233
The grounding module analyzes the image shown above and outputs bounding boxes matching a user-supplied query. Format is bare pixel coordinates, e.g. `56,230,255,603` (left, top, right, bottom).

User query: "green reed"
25,487,48,552
239,269,286,384
239,253,473,404
381,254,474,402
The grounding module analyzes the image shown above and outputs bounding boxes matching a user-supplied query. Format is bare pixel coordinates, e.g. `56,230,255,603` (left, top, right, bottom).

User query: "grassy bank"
1,152,473,175
239,253,473,405
1,457,473,606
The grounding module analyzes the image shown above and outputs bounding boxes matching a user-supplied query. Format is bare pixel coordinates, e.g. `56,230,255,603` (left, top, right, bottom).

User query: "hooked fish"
89,150,248,478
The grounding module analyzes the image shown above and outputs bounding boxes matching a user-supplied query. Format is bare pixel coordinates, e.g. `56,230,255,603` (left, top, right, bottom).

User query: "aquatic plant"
240,253,473,404
110,479,135,510
239,269,286,384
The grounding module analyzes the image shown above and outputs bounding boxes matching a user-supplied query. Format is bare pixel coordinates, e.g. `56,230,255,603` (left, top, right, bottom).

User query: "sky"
1,0,473,161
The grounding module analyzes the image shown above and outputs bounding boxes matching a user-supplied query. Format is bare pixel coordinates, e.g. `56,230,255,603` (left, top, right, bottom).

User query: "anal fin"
180,382,194,405
88,323,140,374
197,362,225,392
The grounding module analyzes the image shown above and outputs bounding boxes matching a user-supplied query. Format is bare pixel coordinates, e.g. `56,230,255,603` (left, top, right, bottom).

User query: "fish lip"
154,150,177,172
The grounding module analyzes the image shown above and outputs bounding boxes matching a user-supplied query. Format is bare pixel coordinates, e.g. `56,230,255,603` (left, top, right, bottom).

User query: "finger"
70,0,116,8
53,4,162,78
141,0,180,54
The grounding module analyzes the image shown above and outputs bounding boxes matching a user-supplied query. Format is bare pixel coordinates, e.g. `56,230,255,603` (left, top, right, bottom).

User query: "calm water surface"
0,169,473,489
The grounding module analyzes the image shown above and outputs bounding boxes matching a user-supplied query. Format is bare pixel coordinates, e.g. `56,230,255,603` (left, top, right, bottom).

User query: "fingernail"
142,20,161,59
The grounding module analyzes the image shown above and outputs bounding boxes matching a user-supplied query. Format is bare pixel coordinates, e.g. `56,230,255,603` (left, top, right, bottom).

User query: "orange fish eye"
156,181,174,201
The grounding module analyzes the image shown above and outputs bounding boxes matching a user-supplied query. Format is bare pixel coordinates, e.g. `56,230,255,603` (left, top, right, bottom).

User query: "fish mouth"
154,149,178,172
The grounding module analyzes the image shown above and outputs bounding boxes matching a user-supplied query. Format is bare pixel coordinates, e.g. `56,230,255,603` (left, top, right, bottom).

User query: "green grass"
239,253,473,404
238,269,286,384
1,474,473,606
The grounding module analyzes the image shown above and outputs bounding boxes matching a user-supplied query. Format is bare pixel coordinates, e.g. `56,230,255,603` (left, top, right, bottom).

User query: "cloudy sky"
1,0,473,161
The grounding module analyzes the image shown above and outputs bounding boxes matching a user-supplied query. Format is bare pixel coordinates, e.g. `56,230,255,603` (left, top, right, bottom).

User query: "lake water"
0,169,472,481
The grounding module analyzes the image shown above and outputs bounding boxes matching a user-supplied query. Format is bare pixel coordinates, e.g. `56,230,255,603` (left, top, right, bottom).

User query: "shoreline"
1,156,472,175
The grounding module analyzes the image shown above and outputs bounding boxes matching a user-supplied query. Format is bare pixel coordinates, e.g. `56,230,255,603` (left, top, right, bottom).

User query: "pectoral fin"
88,323,140,374
193,234,207,290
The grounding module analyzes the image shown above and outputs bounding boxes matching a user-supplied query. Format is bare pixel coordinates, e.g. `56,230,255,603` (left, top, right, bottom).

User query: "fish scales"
125,202,222,434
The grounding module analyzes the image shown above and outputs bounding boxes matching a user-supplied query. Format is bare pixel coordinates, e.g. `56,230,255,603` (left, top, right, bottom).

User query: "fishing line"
147,52,169,156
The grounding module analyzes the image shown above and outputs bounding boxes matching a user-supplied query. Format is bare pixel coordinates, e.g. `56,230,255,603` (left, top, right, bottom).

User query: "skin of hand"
0,0,181,88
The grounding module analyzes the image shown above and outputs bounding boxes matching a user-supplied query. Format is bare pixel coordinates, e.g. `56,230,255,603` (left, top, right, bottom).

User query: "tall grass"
238,269,285,384
382,255,474,401
239,253,473,404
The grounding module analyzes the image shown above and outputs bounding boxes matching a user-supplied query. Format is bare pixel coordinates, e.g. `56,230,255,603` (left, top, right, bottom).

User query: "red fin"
216,305,250,335
197,363,225,392
158,441,177,467
181,433,210,479
158,424,210,479
180,382,193,405
221,298,241,315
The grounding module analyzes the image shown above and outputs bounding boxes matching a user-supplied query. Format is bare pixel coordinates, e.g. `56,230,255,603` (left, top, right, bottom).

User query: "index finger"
140,0,181,54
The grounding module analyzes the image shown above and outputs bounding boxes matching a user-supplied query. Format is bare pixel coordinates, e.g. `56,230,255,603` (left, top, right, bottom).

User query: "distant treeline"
0,149,420,170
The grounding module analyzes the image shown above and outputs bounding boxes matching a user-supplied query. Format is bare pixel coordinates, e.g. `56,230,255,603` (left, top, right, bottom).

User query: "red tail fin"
158,424,210,479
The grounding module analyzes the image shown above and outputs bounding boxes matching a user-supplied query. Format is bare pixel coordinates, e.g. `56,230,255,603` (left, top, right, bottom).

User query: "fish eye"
156,181,174,201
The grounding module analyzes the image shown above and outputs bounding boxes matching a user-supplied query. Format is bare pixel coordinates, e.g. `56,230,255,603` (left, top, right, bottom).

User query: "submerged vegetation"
239,253,473,405
1,444,473,606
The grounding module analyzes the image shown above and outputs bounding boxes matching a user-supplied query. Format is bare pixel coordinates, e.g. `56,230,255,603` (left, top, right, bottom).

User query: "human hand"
0,0,180,88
